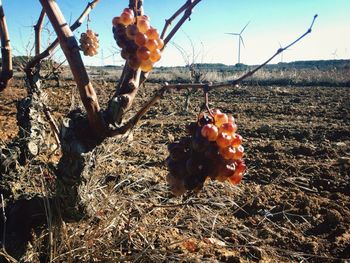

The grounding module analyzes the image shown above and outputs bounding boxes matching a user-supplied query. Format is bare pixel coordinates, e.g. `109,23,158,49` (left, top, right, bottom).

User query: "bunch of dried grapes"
166,109,247,196
112,8,164,72
79,29,99,57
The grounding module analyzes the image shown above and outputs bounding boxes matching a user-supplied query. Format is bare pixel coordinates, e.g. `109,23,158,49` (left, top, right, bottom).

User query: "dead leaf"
203,237,226,247
182,240,198,252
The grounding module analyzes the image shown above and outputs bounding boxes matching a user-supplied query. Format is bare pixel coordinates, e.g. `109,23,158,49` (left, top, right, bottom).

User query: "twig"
0,0,13,92
34,9,46,56
1,194,6,250
42,59,66,80
107,0,145,125
161,0,200,40
25,0,100,75
163,0,202,47
39,0,106,138
0,251,18,263
209,14,319,90
109,15,318,137
43,107,60,148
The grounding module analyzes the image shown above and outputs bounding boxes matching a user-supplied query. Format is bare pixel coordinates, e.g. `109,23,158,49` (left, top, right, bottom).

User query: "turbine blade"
225,33,239,35
240,21,250,34
240,36,245,48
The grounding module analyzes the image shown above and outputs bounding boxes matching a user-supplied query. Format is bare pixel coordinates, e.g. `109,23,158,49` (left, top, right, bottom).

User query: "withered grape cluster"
79,29,99,57
166,109,247,196
112,8,164,72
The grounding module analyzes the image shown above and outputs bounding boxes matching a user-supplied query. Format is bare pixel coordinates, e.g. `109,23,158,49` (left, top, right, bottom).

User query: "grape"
216,132,232,148
235,160,246,175
136,46,151,61
86,29,94,37
140,59,153,72
184,172,206,191
229,161,246,185
145,39,158,51
216,161,236,182
166,109,246,195
80,30,99,57
201,124,218,141
198,112,214,126
210,108,222,116
192,136,209,153
125,41,138,55
146,27,159,40
186,157,204,175
167,160,187,179
114,24,127,37
126,25,138,40
137,18,150,33
178,137,191,148
219,146,235,160
134,32,148,46
149,49,161,62
121,49,129,59
204,144,220,161
214,112,228,128
156,38,164,49
186,122,197,136
166,173,186,196
232,145,244,160
170,146,188,161
112,16,120,26
123,8,133,14
113,9,162,70
227,114,235,124
167,142,178,152
219,122,237,135
231,133,243,147
128,55,141,70
120,12,134,26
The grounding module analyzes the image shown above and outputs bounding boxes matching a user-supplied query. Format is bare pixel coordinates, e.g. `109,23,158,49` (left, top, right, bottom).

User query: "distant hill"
155,59,350,72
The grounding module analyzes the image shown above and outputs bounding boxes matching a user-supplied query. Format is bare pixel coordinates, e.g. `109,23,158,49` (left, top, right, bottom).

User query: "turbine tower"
226,21,250,64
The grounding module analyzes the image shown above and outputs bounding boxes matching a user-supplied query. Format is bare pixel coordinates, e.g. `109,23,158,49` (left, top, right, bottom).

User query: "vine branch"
163,0,202,47
39,0,106,138
0,0,13,92
109,14,318,136
25,0,100,76
34,9,46,56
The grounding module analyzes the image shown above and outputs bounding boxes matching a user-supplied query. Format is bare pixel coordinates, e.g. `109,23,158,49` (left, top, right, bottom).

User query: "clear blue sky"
3,0,350,66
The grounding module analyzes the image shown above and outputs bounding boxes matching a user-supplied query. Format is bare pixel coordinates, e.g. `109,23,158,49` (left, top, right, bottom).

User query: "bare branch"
160,0,201,39
109,15,318,136
163,0,202,47
26,0,100,75
1,194,6,250
0,0,13,92
43,107,60,148
107,0,145,125
34,9,46,56
209,14,318,89
39,0,106,138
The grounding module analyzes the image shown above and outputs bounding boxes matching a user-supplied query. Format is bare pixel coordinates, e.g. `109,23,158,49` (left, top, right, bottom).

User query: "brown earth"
0,76,349,262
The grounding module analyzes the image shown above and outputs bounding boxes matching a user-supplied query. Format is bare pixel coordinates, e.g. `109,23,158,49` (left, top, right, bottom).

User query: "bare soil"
0,77,349,262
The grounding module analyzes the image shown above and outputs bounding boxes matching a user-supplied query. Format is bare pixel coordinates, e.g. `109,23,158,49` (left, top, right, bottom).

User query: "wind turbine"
226,21,250,64
278,42,292,63
331,49,338,59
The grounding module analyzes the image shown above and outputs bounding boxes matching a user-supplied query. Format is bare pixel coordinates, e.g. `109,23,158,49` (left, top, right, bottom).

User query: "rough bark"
39,0,106,139
0,0,13,91
34,9,46,56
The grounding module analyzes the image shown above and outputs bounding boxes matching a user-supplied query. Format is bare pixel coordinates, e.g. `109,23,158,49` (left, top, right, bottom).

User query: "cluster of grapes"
79,29,99,57
112,8,164,72
166,109,247,196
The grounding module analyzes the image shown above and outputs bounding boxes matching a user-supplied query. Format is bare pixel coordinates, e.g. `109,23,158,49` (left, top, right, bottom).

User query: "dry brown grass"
1,64,349,262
